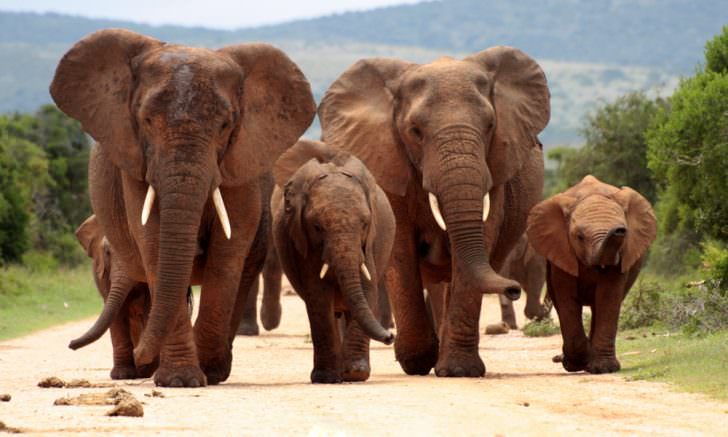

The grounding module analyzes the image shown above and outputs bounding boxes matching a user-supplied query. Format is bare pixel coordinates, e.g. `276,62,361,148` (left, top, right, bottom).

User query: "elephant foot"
586,357,621,374
260,302,282,331
435,350,485,377
154,365,207,388
395,336,438,376
237,321,260,336
135,362,158,379
342,358,371,382
310,368,342,384
199,349,233,385
110,365,138,380
561,353,589,372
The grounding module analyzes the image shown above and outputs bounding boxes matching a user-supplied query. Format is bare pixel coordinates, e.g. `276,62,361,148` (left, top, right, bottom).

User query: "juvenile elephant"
51,29,315,386
272,140,395,383
319,46,550,376
75,215,194,379
527,175,656,374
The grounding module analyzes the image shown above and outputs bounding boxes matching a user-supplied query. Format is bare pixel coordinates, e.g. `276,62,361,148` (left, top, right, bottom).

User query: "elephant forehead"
571,195,626,224
308,179,370,220
405,59,487,89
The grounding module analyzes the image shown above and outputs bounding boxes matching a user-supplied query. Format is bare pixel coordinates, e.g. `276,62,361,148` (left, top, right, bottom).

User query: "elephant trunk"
68,277,134,350
431,137,521,300
134,164,211,366
595,226,627,267
331,242,394,345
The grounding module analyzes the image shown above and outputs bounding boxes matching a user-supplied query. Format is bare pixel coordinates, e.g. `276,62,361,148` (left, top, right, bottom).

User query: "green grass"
618,328,728,401
0,265,101,340
522,318,561,337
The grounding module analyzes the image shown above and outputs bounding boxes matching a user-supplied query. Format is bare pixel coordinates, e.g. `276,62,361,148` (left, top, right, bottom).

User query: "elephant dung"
54,388,144,417
0,394,11,402
484,321,510,335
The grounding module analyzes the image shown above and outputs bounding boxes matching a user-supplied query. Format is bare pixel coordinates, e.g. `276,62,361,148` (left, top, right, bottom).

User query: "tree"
546,92,666,202
647,27,728,242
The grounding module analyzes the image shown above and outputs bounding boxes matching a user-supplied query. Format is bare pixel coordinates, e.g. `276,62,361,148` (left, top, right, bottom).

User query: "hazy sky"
1,0,424,29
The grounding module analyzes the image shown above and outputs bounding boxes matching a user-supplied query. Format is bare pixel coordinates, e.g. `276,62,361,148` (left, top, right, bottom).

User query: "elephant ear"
319,58,415,197
527,194,579,277
273,139,339,187
75,215,107,278
218,44,316,186
282,159,322,258
50,29,163,181
613,187,657,273
466,46,550,186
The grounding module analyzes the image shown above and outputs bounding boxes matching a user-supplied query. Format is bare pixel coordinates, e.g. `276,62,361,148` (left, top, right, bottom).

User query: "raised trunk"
333,250,393,345
432,137,521,299
134,167,210,366
595,227,626,267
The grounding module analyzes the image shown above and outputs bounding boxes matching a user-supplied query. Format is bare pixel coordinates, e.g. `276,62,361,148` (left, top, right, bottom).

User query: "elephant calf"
526,175,656,374
75,215,192,380
273,139,395,383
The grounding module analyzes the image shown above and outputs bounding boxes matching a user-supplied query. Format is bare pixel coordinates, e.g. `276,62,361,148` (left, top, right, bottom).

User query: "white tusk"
360,263,371,281
428,192,447,231
141,186,155,225
482,193,490,222
212,188,232,240
319,263,329,279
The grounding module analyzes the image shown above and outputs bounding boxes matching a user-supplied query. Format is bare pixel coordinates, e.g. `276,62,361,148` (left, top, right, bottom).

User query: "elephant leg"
260,246,283,331
230,216,268,342
305,297,342,384
341,313,371,382
196,187,261,385
127,287,158,378
587,277,627,374
108,301,137,380
154,299,206,387
549,266,590,372
386,225,438,375
377,277,393,330
236,277,260,336
425,283,447,338
498,294,518,329
435,263,485,377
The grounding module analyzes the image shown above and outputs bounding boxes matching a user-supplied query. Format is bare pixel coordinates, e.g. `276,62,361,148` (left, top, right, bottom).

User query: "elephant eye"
220,120,230,132
577,233,585,242
313,223,323,233
409,126,424,142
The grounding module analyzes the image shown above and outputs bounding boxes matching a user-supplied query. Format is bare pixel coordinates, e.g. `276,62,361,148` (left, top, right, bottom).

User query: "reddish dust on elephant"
50,29,316,387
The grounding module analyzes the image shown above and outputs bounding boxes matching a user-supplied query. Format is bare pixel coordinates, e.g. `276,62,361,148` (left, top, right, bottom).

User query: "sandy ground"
1,290,727,436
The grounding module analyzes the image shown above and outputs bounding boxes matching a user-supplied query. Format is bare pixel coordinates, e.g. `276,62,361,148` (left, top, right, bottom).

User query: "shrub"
620,279,663,330
522,319,560,337
21,250,58,272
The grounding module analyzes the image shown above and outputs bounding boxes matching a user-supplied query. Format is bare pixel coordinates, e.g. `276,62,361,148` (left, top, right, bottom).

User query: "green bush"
620,279,663,330
700,240,728,289
20,250,58,272
666,282,728,335
522,319,560,337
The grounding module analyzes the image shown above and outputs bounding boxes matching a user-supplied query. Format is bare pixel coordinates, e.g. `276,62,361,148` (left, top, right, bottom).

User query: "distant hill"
1,1,725,145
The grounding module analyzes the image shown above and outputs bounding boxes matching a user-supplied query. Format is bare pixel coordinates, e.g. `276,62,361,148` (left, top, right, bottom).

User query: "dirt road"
1,292,726,436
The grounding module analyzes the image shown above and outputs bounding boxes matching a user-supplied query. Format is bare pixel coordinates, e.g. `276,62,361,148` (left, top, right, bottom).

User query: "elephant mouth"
140,184,232,239
427,192,490,231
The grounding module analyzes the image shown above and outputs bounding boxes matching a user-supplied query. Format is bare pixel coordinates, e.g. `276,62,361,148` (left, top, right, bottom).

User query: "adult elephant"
50,29,315,387
319,47,550,377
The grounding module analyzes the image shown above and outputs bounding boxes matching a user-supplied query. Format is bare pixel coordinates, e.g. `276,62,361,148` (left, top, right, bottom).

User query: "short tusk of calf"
360,263,372,281
141,186,155,225
212,188,232,240
428,192,447,231
319,263,329,279
483,193,490,222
